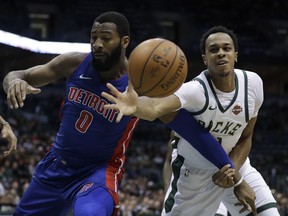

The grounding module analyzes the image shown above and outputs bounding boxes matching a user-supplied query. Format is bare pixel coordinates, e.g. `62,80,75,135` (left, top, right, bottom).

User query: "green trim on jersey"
164,154,185,213
245,202,279,216
204,70,239,113
190,77,209,115
171,136,180,149
242,70,249,122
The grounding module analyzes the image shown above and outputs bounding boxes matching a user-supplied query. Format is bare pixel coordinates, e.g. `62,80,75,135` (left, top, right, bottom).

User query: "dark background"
0,0,288,215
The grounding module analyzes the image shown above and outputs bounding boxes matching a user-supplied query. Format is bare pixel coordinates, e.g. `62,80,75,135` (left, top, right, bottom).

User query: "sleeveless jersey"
174,69,263,169
53,53,139,166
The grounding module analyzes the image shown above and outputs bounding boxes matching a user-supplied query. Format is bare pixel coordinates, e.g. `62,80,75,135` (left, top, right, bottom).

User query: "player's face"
202,32,238,77
90,22,122,71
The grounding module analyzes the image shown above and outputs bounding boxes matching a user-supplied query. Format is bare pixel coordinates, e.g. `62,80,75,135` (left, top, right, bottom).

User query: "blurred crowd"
0,89,288,215
0,1,288,215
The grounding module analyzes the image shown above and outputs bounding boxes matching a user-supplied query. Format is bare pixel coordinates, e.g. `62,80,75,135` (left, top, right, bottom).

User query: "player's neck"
98,57,128,82
210,71,235,93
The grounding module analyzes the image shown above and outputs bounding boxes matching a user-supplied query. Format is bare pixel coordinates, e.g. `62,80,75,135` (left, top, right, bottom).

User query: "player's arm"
213,117,258,215
230,117,257,214
3,52,85,109
103,82,181,122
229,117,257,170
103,82,234,169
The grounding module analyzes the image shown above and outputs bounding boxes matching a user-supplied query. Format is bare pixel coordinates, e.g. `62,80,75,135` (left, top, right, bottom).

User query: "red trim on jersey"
105,117,139,216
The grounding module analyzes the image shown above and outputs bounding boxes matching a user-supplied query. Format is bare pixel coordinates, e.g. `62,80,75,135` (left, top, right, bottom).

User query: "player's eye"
209,47,219,53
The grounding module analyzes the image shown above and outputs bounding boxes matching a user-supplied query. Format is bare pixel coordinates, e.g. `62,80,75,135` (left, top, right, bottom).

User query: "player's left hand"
102,81,138,122
0,122,17,159
234,180,257,215
212,164,235,188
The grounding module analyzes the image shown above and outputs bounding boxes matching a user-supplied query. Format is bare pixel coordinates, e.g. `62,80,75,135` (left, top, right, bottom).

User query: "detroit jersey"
53,53,138,166
174,69,263,169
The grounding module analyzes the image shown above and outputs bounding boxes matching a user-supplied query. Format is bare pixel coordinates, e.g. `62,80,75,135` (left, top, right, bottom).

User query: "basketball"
128,38,188,97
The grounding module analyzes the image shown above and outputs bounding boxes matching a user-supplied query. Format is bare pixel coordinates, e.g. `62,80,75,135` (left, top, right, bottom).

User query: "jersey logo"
79,182,94,193
79,74,92,80
232,105,242,115
209,106,217,110
184,168,190,177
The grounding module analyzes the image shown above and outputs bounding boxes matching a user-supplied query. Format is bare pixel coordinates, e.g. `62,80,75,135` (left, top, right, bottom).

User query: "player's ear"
122,36,130,49
235,52,238,63
202,54,207,65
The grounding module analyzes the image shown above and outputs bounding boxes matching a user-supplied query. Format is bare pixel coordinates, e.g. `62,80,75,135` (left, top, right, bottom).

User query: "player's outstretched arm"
164,109,234,169
102,82,180,122
103,82,234,169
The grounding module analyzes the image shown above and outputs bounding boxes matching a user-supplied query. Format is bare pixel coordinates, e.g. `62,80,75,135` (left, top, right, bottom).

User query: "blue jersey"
53,53,139,166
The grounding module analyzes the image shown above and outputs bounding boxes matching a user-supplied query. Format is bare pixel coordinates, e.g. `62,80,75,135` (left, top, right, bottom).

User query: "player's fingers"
15,81,25,108
246,199,257,215
26,86,41,95
7,88,20,109
2,129,17,155
102,92,117,103
212,165,234,182
235,200,251,213
104,104,115,110
116,112,123,123
128,81,134,90
106,83,120,96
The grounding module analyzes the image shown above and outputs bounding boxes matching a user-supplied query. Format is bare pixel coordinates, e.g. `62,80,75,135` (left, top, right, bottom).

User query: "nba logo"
79,182,93,193
184,169,190,177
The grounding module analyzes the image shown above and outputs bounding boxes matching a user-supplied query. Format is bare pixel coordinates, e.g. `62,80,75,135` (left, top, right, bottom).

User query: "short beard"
92,43,122,71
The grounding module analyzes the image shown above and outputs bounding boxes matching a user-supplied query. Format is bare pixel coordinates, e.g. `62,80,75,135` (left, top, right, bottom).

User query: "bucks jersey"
174,69,263,169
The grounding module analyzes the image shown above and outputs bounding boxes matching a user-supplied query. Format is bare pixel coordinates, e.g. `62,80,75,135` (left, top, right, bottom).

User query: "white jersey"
162,69,279,216
174,69,263,169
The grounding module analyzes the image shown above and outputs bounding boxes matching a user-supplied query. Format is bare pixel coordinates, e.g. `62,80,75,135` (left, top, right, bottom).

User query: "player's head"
200,26,238,77
200,26,238,54
90,11,130,71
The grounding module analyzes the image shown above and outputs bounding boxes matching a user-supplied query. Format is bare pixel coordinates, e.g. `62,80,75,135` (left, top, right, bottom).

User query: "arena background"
0,0,288,215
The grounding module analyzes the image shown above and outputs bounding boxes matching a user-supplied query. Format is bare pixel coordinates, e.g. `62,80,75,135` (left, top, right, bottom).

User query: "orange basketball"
128,38,188,97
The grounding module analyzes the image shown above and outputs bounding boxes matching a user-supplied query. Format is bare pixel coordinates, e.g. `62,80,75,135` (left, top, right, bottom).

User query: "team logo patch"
79,182,93,193
184,169,190,177
232,105,242,115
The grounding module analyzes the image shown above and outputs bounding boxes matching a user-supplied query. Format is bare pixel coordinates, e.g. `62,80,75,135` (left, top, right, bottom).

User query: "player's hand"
7,79,41,109
212,164,235,188
102,81,138,122
0,122,17,159
234,180,257,215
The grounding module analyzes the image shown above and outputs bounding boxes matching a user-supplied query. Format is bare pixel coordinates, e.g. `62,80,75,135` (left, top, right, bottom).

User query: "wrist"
234,176,244,187
0,121,9,130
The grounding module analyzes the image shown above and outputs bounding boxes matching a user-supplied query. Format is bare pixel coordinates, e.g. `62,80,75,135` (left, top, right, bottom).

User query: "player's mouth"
216,60,228,66
93,52,106,59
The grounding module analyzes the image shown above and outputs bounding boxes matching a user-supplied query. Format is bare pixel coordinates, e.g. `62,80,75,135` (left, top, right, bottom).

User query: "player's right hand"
7,79,41,109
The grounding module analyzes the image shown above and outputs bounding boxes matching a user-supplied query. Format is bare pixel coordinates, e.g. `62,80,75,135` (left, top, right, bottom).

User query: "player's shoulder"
52,52,90,77
58,52,89,64
235,68,261,78
235,69,263,93
235,68,262,83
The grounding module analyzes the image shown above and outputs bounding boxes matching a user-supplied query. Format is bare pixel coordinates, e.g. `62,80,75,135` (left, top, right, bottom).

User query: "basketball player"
0,115,17,158
3,12,237,216
102,26,279,215
2,11,138,216
163,131,229,216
